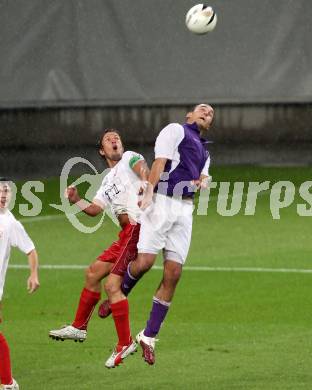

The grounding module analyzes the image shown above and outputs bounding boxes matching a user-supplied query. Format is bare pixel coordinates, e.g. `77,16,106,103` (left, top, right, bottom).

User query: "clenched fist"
65,186,80,204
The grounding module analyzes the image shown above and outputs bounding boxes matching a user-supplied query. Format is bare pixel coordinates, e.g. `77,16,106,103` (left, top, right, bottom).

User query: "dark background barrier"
2,104,312,148
0,1,311,178
1,104,311,179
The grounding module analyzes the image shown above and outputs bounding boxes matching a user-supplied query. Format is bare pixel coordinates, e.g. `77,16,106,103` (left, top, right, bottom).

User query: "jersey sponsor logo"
104,183,121,201
103,177,126,201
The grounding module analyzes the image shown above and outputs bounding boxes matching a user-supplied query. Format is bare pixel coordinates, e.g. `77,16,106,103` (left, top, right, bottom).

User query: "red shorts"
97,223,140,276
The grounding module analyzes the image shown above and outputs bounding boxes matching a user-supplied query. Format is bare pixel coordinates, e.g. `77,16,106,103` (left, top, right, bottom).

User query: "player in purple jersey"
104,103,214,365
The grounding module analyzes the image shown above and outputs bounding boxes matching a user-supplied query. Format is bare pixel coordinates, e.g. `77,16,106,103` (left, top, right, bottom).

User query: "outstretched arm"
146,158,167,188
140,158,167,210
139,123,184,209
27,249,40,293
132,159,150,182
66,186,103,217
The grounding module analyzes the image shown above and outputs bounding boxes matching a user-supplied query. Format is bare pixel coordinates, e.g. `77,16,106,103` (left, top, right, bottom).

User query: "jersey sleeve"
154,123,184,159
201,156,211,176
11,221,35,254
122,151,145,169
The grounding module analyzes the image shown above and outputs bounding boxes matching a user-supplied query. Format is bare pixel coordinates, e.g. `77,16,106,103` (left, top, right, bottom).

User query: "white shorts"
137,193,194,264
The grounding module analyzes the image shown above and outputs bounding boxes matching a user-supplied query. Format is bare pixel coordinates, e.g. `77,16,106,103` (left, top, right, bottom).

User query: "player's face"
0,183,11,209
100,132,124,161
187,104,214,131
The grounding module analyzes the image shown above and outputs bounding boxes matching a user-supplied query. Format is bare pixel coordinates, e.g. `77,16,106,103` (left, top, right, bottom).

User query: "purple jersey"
154,122,210,198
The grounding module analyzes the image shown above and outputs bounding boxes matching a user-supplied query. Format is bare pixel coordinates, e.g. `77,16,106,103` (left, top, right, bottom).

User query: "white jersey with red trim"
93,151,144,222
0,210,35,300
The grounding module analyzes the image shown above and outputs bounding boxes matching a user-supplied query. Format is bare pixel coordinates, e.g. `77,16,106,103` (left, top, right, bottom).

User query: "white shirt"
0,210,35,300
94,151,144,222
154,123,210,176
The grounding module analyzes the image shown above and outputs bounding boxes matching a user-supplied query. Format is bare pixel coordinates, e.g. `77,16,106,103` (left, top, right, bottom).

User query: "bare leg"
154,260,182,302
85,260,112,292
144,260,182,338
138,260,183,365
104,273,124,304
129,253,157,278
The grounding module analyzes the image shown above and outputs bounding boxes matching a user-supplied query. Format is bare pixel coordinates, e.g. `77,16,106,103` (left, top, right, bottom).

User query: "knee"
133,255,155,275
165,265,182,284
104,280,119,297
84,266,98,284
138,260,152,274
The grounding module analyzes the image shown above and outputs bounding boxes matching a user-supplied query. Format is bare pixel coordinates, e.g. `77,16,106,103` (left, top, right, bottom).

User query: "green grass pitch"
3,166,312,389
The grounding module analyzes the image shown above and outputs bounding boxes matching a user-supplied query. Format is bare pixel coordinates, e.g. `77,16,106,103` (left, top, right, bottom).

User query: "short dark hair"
0,177,10,182
97,128,122,150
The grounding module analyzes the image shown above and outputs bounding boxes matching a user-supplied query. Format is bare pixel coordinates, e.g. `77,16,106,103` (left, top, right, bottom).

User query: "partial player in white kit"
49,129,149,368
0,178,40,389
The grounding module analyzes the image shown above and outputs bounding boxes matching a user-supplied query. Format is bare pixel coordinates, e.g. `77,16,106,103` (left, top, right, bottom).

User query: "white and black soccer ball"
185,4,217,34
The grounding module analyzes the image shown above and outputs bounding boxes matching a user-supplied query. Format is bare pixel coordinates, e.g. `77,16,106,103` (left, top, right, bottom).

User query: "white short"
137,193,194,264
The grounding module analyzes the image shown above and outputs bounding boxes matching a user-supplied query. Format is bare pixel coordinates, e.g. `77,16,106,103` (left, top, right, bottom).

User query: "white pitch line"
180,266,312,274
9,264,86,270
7,264,312,274
20,214,66,223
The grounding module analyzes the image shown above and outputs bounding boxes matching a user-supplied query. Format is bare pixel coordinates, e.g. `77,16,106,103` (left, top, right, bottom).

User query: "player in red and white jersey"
0,178,40,390
49,129,149,367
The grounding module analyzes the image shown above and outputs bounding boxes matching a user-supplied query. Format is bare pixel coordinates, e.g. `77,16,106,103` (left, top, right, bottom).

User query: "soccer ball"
185,4,217,34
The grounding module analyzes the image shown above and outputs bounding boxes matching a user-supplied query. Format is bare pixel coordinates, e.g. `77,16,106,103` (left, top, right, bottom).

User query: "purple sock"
144,297,170,338
121,264,139,296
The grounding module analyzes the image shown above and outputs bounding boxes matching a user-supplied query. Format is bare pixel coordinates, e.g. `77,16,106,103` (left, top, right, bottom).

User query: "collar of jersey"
185,121,200,134
184,122,211,145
